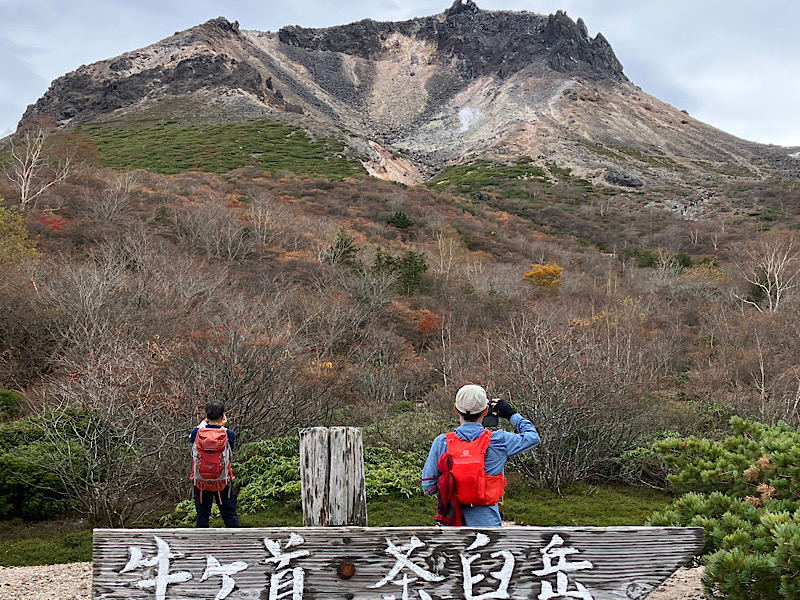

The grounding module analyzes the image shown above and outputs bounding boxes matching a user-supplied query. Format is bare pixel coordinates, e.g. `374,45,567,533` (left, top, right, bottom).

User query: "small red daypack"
192,427,234,493
432,430,507,526
444,430,506,506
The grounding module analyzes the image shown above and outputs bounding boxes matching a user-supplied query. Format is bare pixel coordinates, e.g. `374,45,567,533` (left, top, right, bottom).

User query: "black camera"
482,399,500,428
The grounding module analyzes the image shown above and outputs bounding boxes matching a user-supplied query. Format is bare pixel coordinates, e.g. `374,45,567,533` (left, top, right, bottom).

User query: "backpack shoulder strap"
477,429,493,453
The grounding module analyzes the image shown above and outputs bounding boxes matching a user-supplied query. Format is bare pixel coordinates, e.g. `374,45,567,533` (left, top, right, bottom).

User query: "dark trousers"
194,484,239,528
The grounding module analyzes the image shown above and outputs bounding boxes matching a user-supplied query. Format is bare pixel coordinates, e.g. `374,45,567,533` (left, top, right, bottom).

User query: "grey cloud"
0,32,50,133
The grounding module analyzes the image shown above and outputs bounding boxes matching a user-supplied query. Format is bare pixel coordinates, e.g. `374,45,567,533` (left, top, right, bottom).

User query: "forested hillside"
2,120,800,519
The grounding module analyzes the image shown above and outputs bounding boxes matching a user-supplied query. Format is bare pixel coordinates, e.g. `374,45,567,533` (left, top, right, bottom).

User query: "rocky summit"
18,1,800,187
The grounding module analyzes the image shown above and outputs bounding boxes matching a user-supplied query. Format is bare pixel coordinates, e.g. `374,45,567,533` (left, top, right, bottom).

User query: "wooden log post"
300,426,367,527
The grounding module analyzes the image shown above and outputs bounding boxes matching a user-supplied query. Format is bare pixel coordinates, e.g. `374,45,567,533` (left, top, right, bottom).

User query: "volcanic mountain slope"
20,0,800,187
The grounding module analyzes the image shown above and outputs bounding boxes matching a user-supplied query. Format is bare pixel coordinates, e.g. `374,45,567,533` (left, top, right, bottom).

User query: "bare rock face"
22,18,265,126
542,11,624,77
27,55,264,124
604,166,646,188
278,1,625,82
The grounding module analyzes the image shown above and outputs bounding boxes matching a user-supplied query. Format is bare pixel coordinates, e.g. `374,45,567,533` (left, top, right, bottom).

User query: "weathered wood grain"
328,427,367,527
300,427,367,527
300,427,330,527
93,525,704,599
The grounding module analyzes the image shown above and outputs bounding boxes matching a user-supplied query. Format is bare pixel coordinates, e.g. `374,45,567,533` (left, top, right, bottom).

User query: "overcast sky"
2,0,798,147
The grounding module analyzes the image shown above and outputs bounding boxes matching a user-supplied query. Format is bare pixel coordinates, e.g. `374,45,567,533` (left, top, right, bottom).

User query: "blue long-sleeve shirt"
422,414,540,526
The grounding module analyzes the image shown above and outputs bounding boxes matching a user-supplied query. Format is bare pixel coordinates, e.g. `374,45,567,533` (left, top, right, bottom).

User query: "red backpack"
446,431,507,503
191,427,234,492
433,430,508,526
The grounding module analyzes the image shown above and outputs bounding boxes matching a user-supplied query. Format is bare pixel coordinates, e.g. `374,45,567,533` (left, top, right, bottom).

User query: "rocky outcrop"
542,11,624,77
23,4,626,129
278,0,626,82
22,53,265,125
604,166,645,188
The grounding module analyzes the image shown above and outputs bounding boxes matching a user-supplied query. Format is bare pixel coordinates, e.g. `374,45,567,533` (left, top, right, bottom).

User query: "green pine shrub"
386,211,415,229
75,120,365,179
321,228,364,271
0,390,22,422
619,247,659,268
372,248,428,295
647,417,800,599
363,410,455,453
0,416,71,520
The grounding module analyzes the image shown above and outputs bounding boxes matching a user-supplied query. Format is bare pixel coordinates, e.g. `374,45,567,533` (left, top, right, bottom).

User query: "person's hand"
492,398,517,420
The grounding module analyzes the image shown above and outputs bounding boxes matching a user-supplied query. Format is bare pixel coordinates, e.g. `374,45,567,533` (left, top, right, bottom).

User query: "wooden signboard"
93,525,703,599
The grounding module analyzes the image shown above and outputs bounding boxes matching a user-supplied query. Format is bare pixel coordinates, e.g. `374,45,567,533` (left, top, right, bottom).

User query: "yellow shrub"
523,262,562,287
0,202,39,267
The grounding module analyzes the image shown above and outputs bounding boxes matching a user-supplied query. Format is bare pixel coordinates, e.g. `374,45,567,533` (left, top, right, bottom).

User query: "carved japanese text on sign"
93,526,704,600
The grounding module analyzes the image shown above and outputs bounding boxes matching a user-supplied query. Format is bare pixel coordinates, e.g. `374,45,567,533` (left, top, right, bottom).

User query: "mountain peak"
198,17,241,36
278,5,625,81
445,0,481,18
20,3,788,187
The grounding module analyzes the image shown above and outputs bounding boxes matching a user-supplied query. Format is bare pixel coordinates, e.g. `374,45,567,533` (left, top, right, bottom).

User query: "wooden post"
300,426,367,527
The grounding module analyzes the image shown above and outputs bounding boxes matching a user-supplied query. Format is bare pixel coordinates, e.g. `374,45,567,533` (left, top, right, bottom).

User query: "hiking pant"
194,484,239,528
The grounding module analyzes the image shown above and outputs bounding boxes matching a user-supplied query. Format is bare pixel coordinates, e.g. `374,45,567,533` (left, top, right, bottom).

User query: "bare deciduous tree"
688,227,701,247
176,301,336,440
174,203,254,260
246,197,281,249
652,249,682,283
88,185,131,222
736,231,800,312
36,254,129,355
3,117,72,211
28,339,188,526
431,229,466,283
488,309,659,489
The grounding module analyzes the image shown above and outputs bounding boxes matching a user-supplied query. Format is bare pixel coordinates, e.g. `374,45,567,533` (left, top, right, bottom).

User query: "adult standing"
422,384,540,526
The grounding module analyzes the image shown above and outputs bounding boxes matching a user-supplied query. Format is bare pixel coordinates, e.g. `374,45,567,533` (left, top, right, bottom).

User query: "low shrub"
363,410,455,453
647,417,800,599
0,530,91,566
0,416,71,520
0,390,21,422
0,520,91,566
76,121,365,180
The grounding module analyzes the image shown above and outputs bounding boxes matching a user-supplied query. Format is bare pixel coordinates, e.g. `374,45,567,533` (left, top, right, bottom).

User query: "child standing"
190,400,239,527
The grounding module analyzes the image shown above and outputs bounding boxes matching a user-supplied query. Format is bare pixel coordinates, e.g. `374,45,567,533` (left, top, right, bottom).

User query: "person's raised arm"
492,398,540,456
421,435,447,495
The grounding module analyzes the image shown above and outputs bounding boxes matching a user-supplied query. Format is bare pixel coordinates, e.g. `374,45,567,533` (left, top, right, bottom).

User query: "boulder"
604,167,645,188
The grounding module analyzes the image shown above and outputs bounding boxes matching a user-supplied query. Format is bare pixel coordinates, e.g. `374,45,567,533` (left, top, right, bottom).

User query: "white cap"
455,384,489,415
